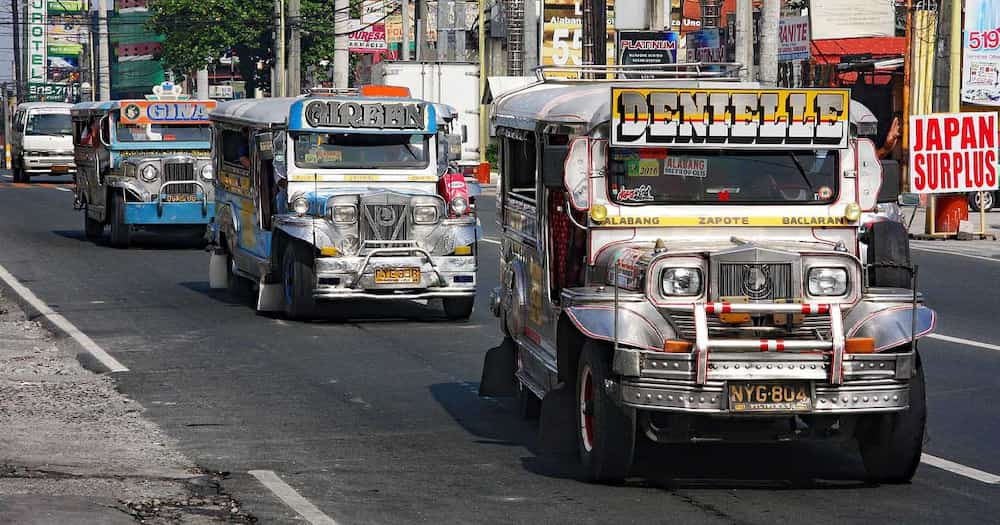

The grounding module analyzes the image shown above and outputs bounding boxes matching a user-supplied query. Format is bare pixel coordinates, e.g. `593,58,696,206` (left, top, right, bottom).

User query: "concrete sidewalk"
0,290,254,524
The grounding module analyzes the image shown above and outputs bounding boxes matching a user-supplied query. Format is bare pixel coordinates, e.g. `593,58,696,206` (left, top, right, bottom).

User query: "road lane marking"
55,186,72,192
922,454,1000,484
248,470,339,525
481,237,500,245
912,246,1000,263
926,333,1000,353
0,263,128,373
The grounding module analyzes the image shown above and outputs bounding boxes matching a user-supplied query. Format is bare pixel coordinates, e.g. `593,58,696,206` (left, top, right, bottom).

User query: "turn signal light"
453,245,472,255
845,337,875,354
320,246,339,256
661,340,693,353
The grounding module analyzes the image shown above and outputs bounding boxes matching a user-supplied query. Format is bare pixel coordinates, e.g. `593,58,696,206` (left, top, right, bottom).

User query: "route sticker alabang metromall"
663,156,708,178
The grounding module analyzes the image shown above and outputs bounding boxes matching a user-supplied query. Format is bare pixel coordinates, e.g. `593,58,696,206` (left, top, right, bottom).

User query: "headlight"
140,164,159,182
807,267,848,296
330,205,357,224
413,205,439,224
292,197,310,216
661,268,702,296
449,196,468,216
201,164,214,180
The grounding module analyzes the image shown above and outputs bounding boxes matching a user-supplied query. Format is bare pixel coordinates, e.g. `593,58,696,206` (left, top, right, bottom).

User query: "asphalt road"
0,173,998,524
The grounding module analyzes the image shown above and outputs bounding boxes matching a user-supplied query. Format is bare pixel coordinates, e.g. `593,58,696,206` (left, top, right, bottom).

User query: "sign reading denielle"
303,100,427,130
611,88,849,149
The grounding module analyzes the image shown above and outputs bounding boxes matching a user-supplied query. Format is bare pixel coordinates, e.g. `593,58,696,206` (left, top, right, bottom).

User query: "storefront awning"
810,37,905,85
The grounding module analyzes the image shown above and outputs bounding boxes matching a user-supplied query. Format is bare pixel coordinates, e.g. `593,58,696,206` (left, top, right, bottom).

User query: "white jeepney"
483,65,935,483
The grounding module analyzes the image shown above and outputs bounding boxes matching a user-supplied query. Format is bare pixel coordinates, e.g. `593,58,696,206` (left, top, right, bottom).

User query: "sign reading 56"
552,28,583,66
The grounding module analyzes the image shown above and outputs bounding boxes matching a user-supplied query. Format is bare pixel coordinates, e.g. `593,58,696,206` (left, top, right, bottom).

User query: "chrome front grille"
718,263,793,301
163,162,196,195
360,199,410,242
668,310,832,342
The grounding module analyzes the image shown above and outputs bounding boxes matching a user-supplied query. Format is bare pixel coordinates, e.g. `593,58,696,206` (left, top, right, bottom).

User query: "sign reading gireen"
908,112,1000,194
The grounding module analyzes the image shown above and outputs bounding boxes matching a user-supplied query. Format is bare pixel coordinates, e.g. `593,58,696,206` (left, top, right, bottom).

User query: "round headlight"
292,197,310,216
140,164,159,183
201,164,214,180
808,267,848,296
661,268,702,296
449,196,468,216
414,205,439,224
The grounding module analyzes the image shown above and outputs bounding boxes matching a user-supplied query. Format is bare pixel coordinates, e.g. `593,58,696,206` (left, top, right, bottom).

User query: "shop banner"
541,0,615,78
778,16,809,62
349,22,388,53
909,112,1000,194
27,82,67,100
962,0,1000,105
617,31,677,73
808,0,894,40
27,0,47,84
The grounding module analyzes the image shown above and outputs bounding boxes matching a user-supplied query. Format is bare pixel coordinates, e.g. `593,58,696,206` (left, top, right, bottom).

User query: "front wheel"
576,339,635,483
282,242,316,320
443,296,474,320
857,353,926,483
108,192,130,248
83,206,103,239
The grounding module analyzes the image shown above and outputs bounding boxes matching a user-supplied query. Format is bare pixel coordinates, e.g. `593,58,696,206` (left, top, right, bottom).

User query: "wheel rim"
986,193,994,210
580,365,595,453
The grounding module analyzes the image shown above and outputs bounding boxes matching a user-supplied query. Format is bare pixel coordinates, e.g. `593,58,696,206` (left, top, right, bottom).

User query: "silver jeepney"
483,65,935,484
208,93,478,319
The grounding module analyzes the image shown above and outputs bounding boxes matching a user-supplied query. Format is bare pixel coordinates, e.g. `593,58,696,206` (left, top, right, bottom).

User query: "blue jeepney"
71,89,217,247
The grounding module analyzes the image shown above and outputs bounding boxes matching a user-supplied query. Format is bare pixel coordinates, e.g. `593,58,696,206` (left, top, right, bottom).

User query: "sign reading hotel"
909,112,1000,194
27,0,47,84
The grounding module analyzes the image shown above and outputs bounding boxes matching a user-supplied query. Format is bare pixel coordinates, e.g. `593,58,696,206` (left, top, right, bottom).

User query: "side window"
220,129,247,168
503,135,537,201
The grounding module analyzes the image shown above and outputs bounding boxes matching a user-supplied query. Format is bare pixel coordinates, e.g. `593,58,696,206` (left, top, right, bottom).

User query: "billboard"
962,0,1000,105
808,0,894,40
686,29,724,63
617,31,677,72
541,0,615,78
909,112,1000,194
778,16,809,62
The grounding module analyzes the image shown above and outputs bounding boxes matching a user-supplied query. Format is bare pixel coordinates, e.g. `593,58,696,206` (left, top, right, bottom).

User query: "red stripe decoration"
758,339,787,351
759,340,769,351
705,303,715,313
801,304,832,314
818,304,830,314
776,340,785,351
721,302,732,313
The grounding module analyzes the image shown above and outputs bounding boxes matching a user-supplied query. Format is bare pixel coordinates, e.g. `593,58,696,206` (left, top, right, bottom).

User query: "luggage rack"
302,86,360,97
534,62,745,82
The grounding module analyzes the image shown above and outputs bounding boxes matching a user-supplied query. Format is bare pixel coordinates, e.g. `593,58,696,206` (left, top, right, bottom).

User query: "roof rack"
302,86,360,97
534,63,744,82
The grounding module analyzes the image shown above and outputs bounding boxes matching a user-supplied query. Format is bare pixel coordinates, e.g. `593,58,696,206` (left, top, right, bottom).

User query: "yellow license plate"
51,166,68,173
374,267,420,284
728,381,811,412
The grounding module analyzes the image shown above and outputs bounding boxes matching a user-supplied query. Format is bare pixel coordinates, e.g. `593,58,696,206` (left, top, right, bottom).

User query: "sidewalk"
0,290,254,524
901,205,1000,258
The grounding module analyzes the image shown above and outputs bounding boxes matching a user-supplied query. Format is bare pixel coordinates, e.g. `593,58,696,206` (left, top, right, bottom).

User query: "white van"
10,102,76,182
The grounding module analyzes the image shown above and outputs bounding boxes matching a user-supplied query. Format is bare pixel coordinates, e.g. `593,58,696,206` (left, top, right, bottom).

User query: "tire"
866,220,911,288
443,296,474,320
226,251,253,299
282,241,316,320
83,206,103,239
857,352,926,484
968,191,995,212
576,339,635,483
108,192,130,248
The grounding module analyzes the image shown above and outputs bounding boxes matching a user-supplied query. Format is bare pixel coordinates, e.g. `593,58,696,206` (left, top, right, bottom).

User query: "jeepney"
207,87,478,320
483,65,935,484
70,84,217,247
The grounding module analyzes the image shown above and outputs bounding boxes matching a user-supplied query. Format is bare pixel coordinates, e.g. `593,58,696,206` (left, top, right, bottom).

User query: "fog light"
590,204,607,223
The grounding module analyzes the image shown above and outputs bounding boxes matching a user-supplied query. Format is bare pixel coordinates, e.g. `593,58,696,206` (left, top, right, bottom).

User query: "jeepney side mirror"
878,159,902,203
564,137,590,210
461,124,468,143
257,131,274,160
98,116,110,147
856,139,881,211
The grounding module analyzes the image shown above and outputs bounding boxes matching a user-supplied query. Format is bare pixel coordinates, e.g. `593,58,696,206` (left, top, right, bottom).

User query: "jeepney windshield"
607,148,839,205
291,132,430,169
115,122,211,143
26,112,72,136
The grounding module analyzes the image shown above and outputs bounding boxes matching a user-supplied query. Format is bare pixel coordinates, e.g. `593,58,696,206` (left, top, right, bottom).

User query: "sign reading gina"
611,88,849,149
120,101,216,125
909,112,1000,194
303,100,427,130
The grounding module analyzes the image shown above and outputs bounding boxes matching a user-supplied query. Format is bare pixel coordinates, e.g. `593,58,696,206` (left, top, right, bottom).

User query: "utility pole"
12,0,21,100
275,0,286,96
333,0,349,89
288,0,301,95
402,0,411,60
97,0,111,100
591,0,607,66
759,0,778,85
734,0,752,80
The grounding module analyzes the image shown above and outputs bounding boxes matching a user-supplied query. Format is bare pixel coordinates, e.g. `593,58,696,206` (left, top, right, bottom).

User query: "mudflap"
257,282,283,312
538,382,578,458
479,337,516,397
208,252,227,290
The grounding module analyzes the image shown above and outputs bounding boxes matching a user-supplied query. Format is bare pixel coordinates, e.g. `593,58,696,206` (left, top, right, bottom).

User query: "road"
0,173,997,524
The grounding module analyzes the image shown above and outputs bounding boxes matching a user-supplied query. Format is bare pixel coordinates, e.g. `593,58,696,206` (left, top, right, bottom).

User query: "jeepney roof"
17,102,74,112
491,80,762,133
211,97,455,128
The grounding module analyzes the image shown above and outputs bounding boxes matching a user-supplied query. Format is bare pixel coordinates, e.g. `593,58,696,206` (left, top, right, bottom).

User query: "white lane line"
481,237,501,245
2,174,11,179
249,470,339,525
922,454,1000,484
912,246,1000,263
55,186,72,192
926,333,1000,353
0,263,128,373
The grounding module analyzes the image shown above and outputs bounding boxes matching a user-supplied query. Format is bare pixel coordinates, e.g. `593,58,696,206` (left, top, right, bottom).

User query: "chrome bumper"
22,155,75,173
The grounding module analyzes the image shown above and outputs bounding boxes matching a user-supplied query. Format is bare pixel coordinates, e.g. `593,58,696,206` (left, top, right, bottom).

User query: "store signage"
778,16,810,61
541,0,615,78
617,31,677,75
962,0,1000,105
27,0,47,84
610,88,850,149
909,112,1000,194
349,21,388,52
27,82,67,100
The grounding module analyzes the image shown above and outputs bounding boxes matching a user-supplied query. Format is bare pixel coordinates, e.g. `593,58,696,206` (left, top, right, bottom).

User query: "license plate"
51,166,68,173
728,381,812,412
374,267,420,284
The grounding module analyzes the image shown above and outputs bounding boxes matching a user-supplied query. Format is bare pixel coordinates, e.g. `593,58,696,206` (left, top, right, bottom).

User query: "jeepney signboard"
908,112,1000,194
301,100,432,130
610,88,850,149
120,101,217,125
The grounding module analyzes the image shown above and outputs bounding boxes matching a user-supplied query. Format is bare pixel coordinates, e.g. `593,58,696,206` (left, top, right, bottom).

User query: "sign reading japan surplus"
27,0,47,84
909,112,1000,194
610,88,849,149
